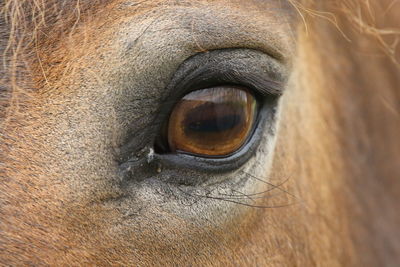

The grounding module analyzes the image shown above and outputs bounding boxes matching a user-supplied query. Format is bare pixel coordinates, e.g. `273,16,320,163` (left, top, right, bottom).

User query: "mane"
0,0,399,265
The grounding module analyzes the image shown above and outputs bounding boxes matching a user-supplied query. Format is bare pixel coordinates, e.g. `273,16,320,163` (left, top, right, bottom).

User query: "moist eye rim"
153,100,276,174
119,48,284,171
166,85,259,157
152,48,285,157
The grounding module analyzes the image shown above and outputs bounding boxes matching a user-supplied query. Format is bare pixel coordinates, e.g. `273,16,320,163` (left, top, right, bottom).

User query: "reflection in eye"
168,86,257,157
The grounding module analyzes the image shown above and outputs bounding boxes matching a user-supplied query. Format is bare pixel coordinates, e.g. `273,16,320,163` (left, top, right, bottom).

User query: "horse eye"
167,86,257,157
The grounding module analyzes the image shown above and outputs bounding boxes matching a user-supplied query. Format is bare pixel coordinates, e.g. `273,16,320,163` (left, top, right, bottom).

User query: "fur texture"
1,0,399,266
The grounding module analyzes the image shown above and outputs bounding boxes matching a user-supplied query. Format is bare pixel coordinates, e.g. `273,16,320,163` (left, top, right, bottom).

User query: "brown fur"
1,0,400,266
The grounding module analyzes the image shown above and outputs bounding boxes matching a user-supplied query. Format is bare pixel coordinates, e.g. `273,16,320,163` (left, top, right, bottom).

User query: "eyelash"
119,49,285,179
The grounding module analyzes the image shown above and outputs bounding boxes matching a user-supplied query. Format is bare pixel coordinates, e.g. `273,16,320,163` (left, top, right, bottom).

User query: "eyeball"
167,86,257,157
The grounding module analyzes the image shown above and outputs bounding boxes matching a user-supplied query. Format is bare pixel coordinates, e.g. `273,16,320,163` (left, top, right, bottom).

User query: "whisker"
242,171,299,200
177,187,298,209
216,191,286,201
218,189,256,202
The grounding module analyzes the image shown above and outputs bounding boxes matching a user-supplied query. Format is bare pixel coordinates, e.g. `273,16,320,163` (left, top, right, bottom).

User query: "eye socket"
120,49,286,177
166,86,257,157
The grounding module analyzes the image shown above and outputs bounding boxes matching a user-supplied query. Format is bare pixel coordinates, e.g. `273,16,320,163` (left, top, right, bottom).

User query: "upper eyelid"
118,49,285,165
163,48,288,102
183,68,285,97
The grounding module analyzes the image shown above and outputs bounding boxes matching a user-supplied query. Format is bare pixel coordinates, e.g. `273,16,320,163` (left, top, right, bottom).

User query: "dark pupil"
166,86,256,157
184,103,243,134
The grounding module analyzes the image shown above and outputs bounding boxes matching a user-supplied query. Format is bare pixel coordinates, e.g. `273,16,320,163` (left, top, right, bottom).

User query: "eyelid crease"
120,49,285,178
173,67,284,101
167,49,288,102
196,69,284,97
118,49,285,166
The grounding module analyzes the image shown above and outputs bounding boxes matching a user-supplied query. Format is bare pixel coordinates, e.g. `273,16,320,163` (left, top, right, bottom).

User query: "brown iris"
167,86,257,157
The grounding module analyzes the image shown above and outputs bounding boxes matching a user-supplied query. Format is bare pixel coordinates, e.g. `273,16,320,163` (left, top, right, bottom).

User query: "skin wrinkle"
1,0,400,266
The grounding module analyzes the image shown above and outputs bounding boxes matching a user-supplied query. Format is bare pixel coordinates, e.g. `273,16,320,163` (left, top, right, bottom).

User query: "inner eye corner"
154,85,261,159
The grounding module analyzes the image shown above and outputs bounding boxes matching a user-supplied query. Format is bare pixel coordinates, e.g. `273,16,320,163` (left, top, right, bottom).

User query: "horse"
1,0,399,265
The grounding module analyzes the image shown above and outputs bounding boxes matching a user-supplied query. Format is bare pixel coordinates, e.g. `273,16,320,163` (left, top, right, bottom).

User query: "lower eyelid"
152,101,274,174
120,49,283,178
